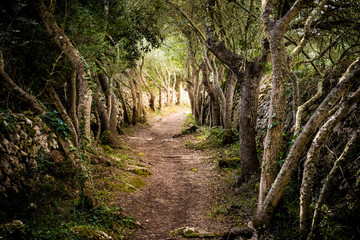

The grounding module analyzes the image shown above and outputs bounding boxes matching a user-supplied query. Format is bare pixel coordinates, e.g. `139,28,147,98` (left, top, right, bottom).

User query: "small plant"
0,109,16,131
43,110,71,140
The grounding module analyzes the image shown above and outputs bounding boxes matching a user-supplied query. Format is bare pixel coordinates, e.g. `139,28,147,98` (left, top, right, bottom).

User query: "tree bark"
238,74,262,181
115,81,130,125
0,51,46,115
299,87,360,235
139,57,156,111
308,129,360,240
32,0,93,143
254,58,360,227
47,83,79,147
129,70,138,125
223,72,237,144
69,70,79,134
258,0,304,211
177,80,183,105
201,63,221,126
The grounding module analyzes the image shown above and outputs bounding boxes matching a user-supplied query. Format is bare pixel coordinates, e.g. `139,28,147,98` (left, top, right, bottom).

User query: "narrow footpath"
116,110,225,239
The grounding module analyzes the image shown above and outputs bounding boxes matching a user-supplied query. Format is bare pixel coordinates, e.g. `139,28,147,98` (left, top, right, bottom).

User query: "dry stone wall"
0,112,59,200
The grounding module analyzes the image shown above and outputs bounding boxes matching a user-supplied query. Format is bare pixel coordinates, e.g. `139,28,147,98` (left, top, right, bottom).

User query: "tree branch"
165,0,206,41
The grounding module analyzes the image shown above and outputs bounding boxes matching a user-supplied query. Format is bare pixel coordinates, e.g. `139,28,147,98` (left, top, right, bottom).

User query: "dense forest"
1,0,360,239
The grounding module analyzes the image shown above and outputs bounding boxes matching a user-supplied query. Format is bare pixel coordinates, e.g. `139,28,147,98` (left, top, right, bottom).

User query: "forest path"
116,109,225,239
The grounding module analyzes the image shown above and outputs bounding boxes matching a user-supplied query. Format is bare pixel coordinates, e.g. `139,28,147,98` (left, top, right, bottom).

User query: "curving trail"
116,111,225,239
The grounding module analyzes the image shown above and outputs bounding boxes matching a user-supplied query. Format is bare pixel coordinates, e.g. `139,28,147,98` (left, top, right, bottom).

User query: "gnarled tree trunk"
32,0,93,145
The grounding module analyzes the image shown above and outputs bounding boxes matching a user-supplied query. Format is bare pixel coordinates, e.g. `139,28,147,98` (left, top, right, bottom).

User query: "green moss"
170,227,218,238
24,124,36,136
129,177,146,189
130,167,151,176
108,176,146,193
102,145,113,154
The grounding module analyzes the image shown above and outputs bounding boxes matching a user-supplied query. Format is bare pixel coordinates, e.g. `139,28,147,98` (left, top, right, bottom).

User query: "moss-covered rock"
170,227,219,238
126,165,151,176
70,225,113,239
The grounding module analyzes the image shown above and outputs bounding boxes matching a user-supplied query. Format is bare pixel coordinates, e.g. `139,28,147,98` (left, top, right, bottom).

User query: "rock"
2,138,10,153
126,166,151,176
0,112,59,200
173,125,198,138
33,125,41,136
70,226,113,239
170,227,218,238
224,226,254,240
25,118,33,127
0,220,27,239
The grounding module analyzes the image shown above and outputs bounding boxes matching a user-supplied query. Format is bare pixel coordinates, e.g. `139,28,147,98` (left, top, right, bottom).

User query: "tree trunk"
116,83,130,125
308,129,360,240
142,76,156,111
47,83,79,147
69,70,79,134
32,0,92,143
238,72,262,181
203,0,269,180
223,72,237,144
201,63,221,126
96,71,120,145
259,29,288,208
254,58,360,227
299,87,360,236
258,0,304,211
129,71,138,125
158,87,162,110
177,80,183,105
166,70,171,106
139,57,156,111
134,70,146,122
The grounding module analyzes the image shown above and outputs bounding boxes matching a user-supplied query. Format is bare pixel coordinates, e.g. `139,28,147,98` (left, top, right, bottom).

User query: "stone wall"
0,112,59,200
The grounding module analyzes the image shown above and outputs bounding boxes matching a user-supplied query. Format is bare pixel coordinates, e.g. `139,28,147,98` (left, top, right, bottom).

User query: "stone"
71,226,113,239
33,125,41,136
25,118,33,126
0,220,27,239
2,138,10,153
126,166,151,176
170,227,218,238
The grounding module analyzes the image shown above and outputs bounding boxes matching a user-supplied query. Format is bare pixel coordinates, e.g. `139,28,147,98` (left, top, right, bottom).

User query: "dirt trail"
116,110,225,239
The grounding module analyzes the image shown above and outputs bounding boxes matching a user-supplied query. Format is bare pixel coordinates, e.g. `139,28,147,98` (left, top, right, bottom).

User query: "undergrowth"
0,142,149,239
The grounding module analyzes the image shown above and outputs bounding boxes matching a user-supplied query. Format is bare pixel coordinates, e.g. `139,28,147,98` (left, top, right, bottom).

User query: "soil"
116,110,226,239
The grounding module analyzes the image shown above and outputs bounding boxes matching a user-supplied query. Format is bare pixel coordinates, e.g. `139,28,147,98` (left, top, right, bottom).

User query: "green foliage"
100,131,111,145
186,127,225,150
0,109,17,131
43,110,71,140
29,205,136,240
211,175,258,225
